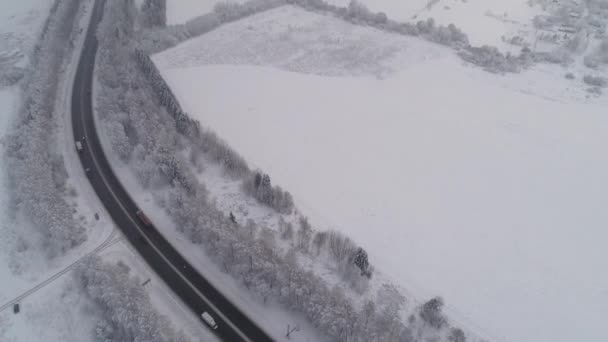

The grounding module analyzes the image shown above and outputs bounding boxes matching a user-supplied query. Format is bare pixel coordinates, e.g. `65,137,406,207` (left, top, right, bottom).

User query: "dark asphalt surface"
71,1,274,341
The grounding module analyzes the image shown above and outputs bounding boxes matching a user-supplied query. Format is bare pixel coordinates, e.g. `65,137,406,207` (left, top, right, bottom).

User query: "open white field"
155,5,608,342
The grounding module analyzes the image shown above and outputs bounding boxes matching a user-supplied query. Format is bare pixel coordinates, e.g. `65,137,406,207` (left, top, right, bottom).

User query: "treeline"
163,185,421,341
585,38,608,69
4,0,86,257
290,0,538,73
291,0,469,48
458,45,527,73
0,66,24,87
74,256,190,342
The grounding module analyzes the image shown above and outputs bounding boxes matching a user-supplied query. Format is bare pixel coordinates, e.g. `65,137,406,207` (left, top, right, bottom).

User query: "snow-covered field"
155,5,608,342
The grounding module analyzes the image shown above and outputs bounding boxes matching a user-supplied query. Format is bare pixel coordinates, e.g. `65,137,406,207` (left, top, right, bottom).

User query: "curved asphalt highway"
72,1,274,341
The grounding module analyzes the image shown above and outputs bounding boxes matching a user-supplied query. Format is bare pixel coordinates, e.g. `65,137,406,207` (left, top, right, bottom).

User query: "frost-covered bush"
327,230,357,263
75,257,190,342
103,120,132,161
583,74,607,87
296,217,313,251
584,38,608,68
5,0,86,257
535,48,572,65
214,0,287,23
140,0,166,28
564,31,588,53
346,0,376,23
312,230,328,254
279,217,294,240
583,55,600,68
449,328,467,342
197,129,250,176
242,171,294,214
425,22,469,47
0,66,25,87
420,297,447,329
185,13,222,37
458,45,520,73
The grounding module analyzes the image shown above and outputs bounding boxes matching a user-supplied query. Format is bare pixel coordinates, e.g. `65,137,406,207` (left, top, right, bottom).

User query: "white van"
75,140,83,152
201,312,218,330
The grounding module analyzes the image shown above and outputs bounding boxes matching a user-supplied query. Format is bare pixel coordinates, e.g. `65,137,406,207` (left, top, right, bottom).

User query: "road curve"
71,1,274,341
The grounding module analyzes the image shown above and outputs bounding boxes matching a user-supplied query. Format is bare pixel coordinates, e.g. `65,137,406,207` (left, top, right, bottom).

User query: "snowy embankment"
154,5,608,342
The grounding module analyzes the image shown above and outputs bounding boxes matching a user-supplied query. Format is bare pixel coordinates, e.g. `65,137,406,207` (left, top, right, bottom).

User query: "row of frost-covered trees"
74,256,190,342
4,0,86,257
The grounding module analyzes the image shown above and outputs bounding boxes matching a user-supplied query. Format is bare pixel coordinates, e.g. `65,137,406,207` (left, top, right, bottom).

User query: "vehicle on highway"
201,312,218,330
75,140,83,152
136,210,152,227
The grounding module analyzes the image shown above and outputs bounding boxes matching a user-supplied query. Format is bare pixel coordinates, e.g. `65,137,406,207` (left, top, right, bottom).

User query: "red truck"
136,210,152,227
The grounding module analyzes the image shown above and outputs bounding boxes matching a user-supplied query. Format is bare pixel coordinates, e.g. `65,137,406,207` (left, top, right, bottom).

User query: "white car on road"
201,312,218,330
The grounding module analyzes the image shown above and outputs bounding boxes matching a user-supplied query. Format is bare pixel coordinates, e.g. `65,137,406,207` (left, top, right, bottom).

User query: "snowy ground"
154,5,608,342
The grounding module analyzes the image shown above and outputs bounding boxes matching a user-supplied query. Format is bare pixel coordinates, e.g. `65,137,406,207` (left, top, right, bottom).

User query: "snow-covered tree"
449,328,467,342
243,171,294,213
75,257,190,342
420,296,447,329
5,0,86,257
352,247,371,277
141,0,167,27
